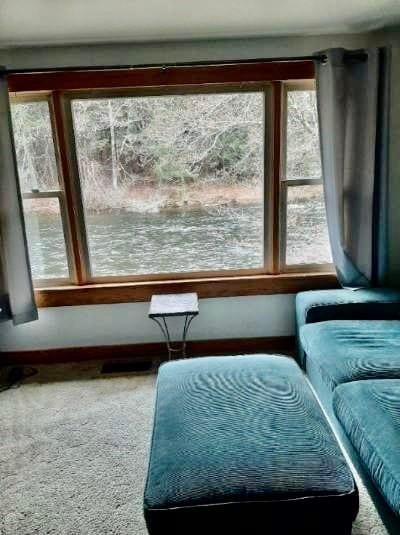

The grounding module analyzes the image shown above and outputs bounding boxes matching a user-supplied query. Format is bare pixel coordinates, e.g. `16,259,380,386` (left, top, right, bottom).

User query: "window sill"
34,272,339,307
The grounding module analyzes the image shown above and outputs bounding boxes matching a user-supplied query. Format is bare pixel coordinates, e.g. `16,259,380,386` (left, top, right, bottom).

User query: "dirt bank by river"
25,181,322,215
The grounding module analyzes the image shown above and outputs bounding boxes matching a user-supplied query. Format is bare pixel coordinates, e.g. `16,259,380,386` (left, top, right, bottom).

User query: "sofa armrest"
296,288,400,328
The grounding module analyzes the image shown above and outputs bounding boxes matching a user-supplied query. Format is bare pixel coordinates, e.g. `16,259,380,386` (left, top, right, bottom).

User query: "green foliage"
154,147,196,184
206,127,249,174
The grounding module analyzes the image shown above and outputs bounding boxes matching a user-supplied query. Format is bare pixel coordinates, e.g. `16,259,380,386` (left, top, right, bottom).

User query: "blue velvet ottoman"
144,355,358,534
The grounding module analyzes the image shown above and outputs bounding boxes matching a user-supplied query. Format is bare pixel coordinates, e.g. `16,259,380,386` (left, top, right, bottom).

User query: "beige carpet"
0,361,389,534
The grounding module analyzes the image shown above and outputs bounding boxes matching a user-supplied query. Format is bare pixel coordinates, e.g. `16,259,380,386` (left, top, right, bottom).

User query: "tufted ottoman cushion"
144,355,358,534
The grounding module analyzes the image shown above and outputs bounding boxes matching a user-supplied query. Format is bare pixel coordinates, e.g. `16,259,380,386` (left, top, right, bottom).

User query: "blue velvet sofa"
296,288,400,533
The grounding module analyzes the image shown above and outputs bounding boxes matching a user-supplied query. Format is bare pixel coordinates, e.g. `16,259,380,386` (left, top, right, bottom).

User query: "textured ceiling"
0,0,399,46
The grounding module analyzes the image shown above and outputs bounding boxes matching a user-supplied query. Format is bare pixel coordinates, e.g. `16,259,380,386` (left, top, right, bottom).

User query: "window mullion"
263,87,273,273
49,91,91,284
284,178,323,187
22,190,62,199
270,81,283,274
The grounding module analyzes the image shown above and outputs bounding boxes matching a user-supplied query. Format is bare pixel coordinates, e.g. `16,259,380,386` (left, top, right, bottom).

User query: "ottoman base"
146,498,354,535
144,355,358,534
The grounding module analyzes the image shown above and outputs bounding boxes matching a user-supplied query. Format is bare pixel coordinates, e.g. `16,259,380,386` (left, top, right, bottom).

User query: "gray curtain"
314,48,390,288
0,72,38,324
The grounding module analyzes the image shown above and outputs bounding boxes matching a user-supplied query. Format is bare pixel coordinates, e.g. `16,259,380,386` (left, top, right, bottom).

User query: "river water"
25,198,331,280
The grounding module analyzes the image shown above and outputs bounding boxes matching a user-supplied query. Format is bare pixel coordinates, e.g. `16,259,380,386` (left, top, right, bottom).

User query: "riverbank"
25,182,263,214
24,181,322,215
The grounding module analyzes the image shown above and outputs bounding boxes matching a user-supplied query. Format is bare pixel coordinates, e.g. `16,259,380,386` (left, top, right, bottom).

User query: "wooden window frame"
279,80,332,273
21,189,74,287
8,61,337,307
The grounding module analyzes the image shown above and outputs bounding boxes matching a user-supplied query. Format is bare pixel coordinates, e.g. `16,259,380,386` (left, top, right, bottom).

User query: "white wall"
0,33,376,69
0,29,399,351
0,295,295,350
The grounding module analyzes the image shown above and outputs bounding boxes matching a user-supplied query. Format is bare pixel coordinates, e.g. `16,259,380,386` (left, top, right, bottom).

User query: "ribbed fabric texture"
300,320,400,392
297,289,400,326
334,380,400,517
144,355,357,525
295,289,400,367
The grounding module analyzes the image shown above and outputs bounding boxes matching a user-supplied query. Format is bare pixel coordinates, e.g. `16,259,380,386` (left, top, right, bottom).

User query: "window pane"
285,88,331,266
11,101,60,192
286,90,321,180
286,184,331,265
23,198,69,280
11,100,70,281
71,93,264,276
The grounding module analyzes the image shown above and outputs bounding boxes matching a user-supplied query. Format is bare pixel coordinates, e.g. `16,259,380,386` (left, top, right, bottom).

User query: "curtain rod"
2,51,367,75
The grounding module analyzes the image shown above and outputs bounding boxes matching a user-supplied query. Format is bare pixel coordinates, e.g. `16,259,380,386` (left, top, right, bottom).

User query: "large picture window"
8,61,333,301
70,91,265,277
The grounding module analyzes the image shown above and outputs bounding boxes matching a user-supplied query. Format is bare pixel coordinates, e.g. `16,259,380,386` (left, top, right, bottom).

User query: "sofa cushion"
144,355,358,535
300,320,400,391
295,289,400,367
333,380,400,516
